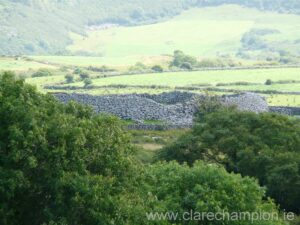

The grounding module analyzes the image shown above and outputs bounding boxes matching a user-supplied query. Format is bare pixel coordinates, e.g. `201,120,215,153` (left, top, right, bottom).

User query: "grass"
266,95,300,107
68,5,300,58
29,55,171,71
0,57,56,71
25,67,300,106
66,68,300,88
218,83,300,92
131,129,188,163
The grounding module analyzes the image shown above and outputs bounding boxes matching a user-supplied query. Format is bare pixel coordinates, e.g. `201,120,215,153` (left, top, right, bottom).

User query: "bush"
180,62,193,70
151,65,163,72
83,78,93,87
65,74,74,83
198,58,226,68
170,50,198,68
73,68,82,74
265,79,273,85
31,69,53,77
129,62,148,72
80,72,90,80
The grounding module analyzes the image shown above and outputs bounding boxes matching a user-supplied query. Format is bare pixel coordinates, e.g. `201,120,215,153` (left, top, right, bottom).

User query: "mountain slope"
0,0,300,55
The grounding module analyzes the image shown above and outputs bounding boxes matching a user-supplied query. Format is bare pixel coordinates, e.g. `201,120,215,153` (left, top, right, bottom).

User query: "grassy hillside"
0,0,193,55
68,5,300,59
1,0,300,55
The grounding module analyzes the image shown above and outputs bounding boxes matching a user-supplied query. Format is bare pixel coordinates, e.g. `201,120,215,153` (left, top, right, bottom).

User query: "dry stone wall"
54,92,286,127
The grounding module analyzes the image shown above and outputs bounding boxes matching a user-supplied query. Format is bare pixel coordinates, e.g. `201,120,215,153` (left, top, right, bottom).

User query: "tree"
151,65,163,72
83,78,93,87
31,68,52,77
65,74,74,83
0,72,291,225
79,72,90,80
158,105,300,213
170,50,198,68
265,79,273,85
145,161,285,225
0,72,142,225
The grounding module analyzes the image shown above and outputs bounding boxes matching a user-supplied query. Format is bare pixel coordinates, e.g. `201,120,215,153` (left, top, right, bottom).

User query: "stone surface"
54,91,298,126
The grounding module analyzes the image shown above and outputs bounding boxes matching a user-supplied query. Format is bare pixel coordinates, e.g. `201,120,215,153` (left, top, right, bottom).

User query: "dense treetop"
158,102,300,213
0,72,288,225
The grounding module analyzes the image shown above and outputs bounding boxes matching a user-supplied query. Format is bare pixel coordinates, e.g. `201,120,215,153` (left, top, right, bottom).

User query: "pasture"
24,67,300,107
68,5,300,58
65,68,300,88
0,57,56,71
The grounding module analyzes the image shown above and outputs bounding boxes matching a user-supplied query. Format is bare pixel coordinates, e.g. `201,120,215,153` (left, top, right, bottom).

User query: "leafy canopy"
158,104,300,213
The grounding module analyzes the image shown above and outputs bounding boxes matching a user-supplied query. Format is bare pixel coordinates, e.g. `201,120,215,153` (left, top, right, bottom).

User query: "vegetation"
65,74,74,83
2,1,300,55
68,5,300,61
151,65,164,72
31,68,53,78
158,103,300,213
22,66,300,106
170,50,198,69
83,77,93,88
0,72,290,225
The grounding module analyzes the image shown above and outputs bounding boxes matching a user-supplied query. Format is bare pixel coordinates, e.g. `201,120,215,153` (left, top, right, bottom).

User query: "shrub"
151,65,163,72
170,50,198,68
198,58,225,68
129,62,148,72
80,72,90,80
31,69,53,77
83,78,93,87
265,79,273,85
65,74,74,83
180,62,193,70
73,68,82,74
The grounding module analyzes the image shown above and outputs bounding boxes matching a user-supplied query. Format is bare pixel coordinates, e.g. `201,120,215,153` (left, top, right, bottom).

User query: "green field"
0,57,56,71
29,55,171,71
68,5,300,58
65,68,300,87
23,67,300,107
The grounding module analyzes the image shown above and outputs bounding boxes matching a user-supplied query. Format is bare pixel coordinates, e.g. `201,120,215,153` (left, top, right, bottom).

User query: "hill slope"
67,5,300,58
1,0,300,55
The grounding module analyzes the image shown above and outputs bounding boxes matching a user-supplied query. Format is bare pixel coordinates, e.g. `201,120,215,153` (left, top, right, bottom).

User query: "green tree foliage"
83,77,93,88
151,65,164,72
79,72,90,80
0,72,144,225
0,72,291,225
145,161,285,225
265,79,273,85
170,50,198,69
158,105,300,213
31,68,53,77
129,62,148,72
64,74,74,83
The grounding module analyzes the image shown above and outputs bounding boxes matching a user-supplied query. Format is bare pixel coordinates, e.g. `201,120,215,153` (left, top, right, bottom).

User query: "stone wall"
269,106,300,115
53,92,278,126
